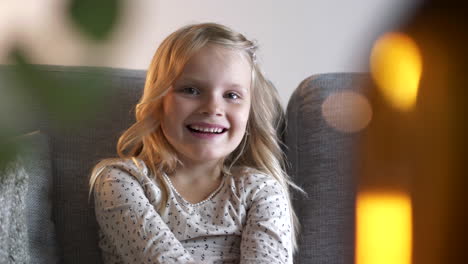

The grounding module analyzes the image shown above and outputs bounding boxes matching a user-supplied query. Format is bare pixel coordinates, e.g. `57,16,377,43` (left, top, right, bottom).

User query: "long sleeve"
93,162,195,264
240,174,293,264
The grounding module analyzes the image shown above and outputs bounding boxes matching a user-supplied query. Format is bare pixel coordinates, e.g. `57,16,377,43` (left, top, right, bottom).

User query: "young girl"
90,22,300,264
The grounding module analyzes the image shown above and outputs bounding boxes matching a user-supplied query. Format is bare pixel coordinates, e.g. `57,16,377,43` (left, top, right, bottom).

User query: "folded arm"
240,175,293,264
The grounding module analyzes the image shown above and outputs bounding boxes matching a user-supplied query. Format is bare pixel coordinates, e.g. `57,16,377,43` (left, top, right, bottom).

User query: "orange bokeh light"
356,191,412,264
370,32,422,111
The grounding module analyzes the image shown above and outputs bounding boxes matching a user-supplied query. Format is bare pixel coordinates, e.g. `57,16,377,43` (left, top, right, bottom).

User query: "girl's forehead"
190,44,250,67
211,44,247,58
176,45,252,86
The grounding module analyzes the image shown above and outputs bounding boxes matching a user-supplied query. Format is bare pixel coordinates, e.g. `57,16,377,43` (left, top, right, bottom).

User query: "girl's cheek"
166,95,186,108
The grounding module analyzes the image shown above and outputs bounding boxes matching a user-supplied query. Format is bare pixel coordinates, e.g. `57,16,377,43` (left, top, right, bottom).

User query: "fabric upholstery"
0,143,31,263
1,65,146,263
22,132,60,264
41,66,146,264
285,73,370,264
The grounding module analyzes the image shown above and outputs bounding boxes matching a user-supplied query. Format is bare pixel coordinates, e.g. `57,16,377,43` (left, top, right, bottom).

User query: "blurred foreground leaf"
0,129,21,170
0,130,39,170
9,48,108,127
1,0,121,174
69,0,121,41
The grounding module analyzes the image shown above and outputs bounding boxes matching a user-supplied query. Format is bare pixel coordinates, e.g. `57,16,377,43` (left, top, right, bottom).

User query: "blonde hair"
89,22,303,252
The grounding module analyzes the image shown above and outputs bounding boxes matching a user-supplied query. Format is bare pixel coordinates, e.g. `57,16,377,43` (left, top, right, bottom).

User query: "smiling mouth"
186,125,228,134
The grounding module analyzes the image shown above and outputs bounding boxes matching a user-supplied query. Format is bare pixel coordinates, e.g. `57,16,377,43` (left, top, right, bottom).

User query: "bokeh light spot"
322,91,372,133
370,32,422,111
356,191,412,264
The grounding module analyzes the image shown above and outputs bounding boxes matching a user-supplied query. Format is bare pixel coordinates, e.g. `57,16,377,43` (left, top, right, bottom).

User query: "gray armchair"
286,73,370,263
0,65,366,263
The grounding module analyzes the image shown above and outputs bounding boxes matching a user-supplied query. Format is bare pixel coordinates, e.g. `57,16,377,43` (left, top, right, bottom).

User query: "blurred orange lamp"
356,32,422,264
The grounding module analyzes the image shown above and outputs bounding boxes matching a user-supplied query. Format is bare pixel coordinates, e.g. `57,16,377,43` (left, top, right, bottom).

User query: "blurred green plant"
70,0,121,41
0,0,122,170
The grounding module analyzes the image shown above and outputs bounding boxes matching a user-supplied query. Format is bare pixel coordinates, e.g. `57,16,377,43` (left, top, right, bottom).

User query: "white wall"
0,0,419,106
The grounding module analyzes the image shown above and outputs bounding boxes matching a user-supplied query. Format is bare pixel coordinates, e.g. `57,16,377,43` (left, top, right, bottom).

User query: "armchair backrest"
285,73,371,264
1,65,369,263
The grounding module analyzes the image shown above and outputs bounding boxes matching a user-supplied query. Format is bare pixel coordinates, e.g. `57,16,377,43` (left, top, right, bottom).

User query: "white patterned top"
93,158,293,264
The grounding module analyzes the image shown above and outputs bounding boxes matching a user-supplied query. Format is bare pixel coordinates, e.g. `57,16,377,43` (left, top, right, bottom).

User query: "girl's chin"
179,153,227,166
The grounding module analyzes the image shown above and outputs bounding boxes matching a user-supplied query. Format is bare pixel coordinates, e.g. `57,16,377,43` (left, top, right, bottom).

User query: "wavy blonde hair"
90,22,303,252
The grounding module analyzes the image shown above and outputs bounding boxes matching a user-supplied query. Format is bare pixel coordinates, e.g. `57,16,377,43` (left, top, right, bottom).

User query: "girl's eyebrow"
177,76,249,93
177,76,203,84
227,84,249,94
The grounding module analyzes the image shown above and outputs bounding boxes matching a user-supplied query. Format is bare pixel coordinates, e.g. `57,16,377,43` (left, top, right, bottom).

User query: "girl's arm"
94,164,195,264
240,175,293,264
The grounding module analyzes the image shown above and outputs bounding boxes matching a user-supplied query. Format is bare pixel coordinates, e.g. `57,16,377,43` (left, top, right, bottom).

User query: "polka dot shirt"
93,158,293,264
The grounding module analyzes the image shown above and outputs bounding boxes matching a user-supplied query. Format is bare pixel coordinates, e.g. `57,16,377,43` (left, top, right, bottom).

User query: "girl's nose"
200,96,224,116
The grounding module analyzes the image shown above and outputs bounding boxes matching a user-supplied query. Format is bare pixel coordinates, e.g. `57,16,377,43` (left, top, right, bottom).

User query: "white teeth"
189,125,224,133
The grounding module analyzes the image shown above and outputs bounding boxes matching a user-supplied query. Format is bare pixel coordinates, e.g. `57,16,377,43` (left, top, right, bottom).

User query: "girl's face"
161,45,252,167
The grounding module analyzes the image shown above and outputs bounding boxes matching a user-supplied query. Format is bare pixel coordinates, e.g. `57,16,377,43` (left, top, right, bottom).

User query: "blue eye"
225,92,241,100
182,87,199,95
